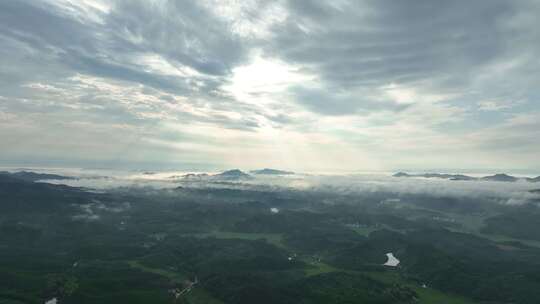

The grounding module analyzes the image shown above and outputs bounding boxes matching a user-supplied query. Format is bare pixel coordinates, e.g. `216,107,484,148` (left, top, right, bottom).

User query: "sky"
1,0,539,173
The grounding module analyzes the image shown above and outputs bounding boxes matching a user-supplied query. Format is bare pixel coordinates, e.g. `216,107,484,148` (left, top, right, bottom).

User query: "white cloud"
477,100,514,111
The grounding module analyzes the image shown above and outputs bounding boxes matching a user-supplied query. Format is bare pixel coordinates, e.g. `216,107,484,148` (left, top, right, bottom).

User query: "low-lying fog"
3,167,539,206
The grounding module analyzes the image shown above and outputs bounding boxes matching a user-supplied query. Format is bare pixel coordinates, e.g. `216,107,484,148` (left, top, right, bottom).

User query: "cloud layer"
1,0,539,172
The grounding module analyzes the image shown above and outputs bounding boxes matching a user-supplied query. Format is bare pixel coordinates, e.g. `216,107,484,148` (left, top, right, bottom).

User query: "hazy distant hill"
481,173,518,182
393,172,476,181
0,171,75,182
392,172,411,177
250,168,294,175
393,172,540,182
178,169,253,181
179,173,210,181
213,169,253,180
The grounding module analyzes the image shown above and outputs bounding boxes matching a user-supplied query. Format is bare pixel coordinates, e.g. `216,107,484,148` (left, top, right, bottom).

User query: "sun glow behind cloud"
224,53,313,104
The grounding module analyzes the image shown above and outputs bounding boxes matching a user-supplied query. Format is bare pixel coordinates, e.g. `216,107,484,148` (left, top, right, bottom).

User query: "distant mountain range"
250,168,294,175
177,169,253,181
177,168,295,181
0,171,75,182
393,172,540,182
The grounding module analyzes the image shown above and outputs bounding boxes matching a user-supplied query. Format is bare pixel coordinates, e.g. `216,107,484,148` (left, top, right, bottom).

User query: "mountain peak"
481,173,518,182
393,172,411,177
213,169,252,180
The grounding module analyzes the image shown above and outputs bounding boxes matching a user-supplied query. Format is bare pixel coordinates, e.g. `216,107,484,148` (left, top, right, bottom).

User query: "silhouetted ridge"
392,172,539,182
213,169,253,180
481,174,518,182
0,171,75,182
